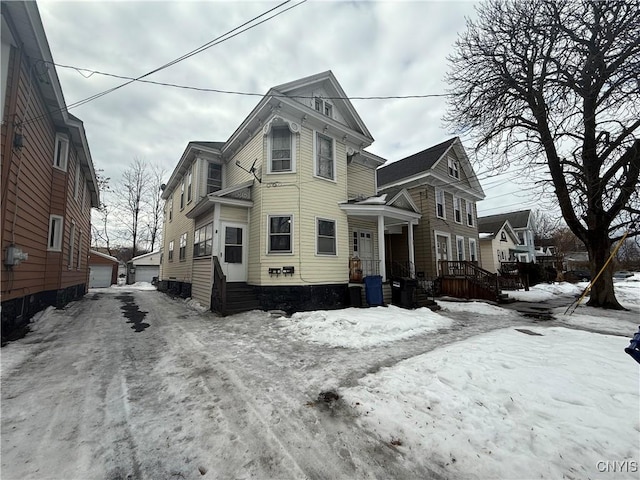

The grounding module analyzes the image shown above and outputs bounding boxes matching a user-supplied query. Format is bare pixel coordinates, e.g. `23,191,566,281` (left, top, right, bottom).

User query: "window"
500,231,507,241
448,156,459,179
466,201,474,226
168,197,173,222
168,240,174,261
68,222,76,268
180,181,185,209
453,197,462,223
224,227,243,263
269,215,292,253
74,165,81,200
270,126,292,172
179,233,187,261
315,132,334,180
456,236,465,261
517,231,526,245
77,231,83,269
48,215,64,251
187,168,193,203
436,189,445,219
53,134,69,171
469,238,477,262
193,223,213,257
207,163,222,193
317,218,336,255
314,97,333,118
353,231,358,254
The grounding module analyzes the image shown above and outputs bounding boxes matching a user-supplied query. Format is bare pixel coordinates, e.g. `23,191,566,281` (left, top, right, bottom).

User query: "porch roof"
339,203,421,226
186,180,254,219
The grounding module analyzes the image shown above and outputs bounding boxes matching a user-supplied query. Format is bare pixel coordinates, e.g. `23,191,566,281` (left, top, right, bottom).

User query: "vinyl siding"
191,258,212,308
161,186,194,282
347,162,376,199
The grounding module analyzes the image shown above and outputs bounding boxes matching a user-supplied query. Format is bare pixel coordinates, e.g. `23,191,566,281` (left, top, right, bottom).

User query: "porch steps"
225,282,262,315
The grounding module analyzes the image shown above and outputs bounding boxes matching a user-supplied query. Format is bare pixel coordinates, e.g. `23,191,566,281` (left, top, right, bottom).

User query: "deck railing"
211,256,227,315
349,257,380,283
438,260,500,301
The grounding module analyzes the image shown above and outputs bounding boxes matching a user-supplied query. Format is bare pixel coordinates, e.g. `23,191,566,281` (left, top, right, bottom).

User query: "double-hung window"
270,126,292,173
168,240,174,261
317,218,336,255
436,189,446,219
448,156,459,179
207,163,222,193
469,238,478,262
193,223,213,257
168,198,173,222
68,221,76,268
466,201,474,226
187,168,193,203
48,215,64,251
314,97,333,118
53,134,69,171
315,133,334,180
268,215,292,254
453,197,462,223
456,236,465,261
180,181,185,209
179,233,187,260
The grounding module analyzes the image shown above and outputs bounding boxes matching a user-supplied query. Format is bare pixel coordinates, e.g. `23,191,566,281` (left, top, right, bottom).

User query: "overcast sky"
38,0,541,216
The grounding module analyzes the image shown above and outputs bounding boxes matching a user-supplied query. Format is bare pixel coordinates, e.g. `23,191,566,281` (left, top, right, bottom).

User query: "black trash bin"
391,277,416,309
349,286,362,307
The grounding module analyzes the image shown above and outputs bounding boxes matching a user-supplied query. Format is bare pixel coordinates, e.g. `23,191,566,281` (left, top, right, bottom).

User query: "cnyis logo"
596,461,638,473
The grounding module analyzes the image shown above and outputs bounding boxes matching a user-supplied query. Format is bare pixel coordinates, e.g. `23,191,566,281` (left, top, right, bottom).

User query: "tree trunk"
586,232,624,309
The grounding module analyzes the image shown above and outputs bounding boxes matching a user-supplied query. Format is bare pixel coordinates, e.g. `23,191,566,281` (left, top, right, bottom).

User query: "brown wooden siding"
2,42,93,303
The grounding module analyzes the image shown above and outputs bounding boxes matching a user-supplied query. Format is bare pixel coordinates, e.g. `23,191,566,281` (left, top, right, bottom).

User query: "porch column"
378,215,386,281
408,221,415,277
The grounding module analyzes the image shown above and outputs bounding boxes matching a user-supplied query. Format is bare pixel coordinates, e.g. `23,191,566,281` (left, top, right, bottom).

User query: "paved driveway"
2,288,528,480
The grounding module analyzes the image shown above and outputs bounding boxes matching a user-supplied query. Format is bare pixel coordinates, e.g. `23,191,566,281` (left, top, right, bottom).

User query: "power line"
49,62,450,101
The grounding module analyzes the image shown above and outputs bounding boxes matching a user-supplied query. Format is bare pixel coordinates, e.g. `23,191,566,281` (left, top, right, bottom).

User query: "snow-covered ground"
1,277,639,479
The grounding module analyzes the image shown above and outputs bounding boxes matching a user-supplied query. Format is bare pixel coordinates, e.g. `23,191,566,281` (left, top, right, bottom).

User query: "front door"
436,233,450,274
220,222,247,282
358,231,375,276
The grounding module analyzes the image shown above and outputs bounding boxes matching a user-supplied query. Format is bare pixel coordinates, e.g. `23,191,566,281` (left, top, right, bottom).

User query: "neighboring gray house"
478,210,536,263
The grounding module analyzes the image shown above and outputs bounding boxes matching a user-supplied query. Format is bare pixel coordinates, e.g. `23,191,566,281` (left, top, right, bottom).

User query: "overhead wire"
20,0,307,127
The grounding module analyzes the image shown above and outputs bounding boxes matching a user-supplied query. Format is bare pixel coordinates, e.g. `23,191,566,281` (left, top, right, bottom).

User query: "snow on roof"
89,249,118,263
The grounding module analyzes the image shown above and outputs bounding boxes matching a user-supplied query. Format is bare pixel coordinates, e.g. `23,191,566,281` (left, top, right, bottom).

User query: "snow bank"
279,305,453,348
507,281,584,302
342,327,639,479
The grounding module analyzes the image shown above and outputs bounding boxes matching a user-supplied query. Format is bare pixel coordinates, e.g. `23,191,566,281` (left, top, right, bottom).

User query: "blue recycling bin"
364,275,383,306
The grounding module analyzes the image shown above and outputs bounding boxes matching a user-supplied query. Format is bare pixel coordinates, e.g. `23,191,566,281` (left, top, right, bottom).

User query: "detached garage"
88,250,119,288
128,251,161,285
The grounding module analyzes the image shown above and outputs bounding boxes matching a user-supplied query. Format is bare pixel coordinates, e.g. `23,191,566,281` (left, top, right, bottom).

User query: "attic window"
314,97,333,118
500,231,507,241
448,156,459,179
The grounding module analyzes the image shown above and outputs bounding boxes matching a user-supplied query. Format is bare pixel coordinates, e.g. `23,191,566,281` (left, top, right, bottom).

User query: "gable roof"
162,141,224,199
478,210,532,230
478,218,519,243
377,137,457,187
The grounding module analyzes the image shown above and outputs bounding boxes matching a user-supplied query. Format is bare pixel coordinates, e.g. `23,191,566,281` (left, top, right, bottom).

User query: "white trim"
453,195,462,224
315,216,337,256
434,230,452,273
48,215,64,251
267,213,294,255
74,164,81,200
265,123,296,174
456,235,466,261
466,200,475,226
313,130,336,182
68,221,76,268
468,238,478,262
53,134,69,171
435,189,446,219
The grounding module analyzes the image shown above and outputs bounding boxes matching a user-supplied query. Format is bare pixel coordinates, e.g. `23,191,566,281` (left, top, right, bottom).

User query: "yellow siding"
161,187,194,282
347,162,376,199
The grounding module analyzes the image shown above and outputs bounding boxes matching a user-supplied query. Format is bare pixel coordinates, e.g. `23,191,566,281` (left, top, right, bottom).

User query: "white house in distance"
477,217,520,273
127,251,161,284
478,210,537,265
159,71,421,314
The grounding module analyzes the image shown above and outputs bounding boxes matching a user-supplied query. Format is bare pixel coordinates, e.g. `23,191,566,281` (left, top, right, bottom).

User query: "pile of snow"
437,300,516,317
279,305,453,348
507,281,585,302
341,326,639,479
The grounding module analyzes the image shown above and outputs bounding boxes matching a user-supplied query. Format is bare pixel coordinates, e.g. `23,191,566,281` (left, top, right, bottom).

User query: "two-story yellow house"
160,71,420,314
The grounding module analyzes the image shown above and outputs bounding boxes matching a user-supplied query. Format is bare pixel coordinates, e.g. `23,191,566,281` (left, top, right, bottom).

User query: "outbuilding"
127,251,161,285
88,250,119,288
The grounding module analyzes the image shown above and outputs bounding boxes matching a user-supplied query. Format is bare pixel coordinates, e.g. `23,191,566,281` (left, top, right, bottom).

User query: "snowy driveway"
1,287,525,480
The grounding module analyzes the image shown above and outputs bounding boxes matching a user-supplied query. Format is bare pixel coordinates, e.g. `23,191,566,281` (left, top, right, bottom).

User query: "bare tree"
445,0,640,309
144,164,166,252
90,169,113,253
531,209,560,242
115,158,151,258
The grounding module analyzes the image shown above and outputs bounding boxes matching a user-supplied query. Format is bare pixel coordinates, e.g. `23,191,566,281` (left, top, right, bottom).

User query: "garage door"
134,266,159,284
89,265,113,288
